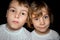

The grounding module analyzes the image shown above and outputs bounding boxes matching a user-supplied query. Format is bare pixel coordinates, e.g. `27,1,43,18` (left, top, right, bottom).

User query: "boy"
0,0,31,40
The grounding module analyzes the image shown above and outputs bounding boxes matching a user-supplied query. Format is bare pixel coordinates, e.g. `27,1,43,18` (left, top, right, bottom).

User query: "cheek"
32,20,39,27
18,19,26,27
45,19,50,26
19,16,27,23
6,14,14,22
7,17,13,24
7,13,13,18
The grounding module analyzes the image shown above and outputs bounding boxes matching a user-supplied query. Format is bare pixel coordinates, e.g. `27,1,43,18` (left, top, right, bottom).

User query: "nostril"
15,14,19,18
40,20,45,25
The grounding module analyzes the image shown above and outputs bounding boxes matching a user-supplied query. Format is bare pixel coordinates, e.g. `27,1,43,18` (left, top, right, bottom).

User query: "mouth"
39,27,45,29
12,21,19,24
38,26,46,29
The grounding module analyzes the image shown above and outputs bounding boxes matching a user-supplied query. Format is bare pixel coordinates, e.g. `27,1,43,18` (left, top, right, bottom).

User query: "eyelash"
34,18,39,20
44,16,49,19
34,16,49,20
9,9,15,12
21,12,27,15
21,13,25,15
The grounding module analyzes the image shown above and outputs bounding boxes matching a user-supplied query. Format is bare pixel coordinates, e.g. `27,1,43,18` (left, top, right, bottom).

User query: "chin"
10,25,22,30
11,27,21,30
39,29,47,33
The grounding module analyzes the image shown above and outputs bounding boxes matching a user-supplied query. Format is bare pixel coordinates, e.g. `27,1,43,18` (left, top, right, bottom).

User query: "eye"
22,13,25,15
10,9,15,12
44,15,49,19
34,18,39,20
8,8,15,13
9,8,15,12
21,11,27,15
11,10,15,12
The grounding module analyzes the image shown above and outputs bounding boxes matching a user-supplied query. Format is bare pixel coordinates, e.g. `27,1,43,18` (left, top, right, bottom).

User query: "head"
6,0,29,31
28,1,53,34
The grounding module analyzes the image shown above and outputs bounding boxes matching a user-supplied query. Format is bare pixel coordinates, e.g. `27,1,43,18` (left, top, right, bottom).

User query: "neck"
6,24,22,31
35,29,50,35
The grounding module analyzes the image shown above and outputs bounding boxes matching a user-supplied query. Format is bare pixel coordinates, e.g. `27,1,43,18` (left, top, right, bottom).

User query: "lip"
12,21,19,24
38,27,46,29
39,27,45,29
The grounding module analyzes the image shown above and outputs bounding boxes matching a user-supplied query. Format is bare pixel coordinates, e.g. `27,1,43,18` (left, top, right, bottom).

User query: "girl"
27,1,60,40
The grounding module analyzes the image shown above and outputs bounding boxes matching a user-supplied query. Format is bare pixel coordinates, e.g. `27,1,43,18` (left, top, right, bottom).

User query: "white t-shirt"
59,38,60,40
0,24,31,40
31,29,59,40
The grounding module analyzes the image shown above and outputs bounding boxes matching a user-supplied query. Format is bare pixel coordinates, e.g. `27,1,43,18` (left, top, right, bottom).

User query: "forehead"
9,0,28,8
8,0,28,11
32,7,48,18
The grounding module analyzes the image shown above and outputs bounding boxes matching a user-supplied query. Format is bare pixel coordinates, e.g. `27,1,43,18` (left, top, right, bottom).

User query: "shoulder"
31,30,34,33
23,27,30,32
0,24,6,28
31,30,36,36
22,27,31,40
50,29,59,38
0,24,6,26
0,24,7,34
50,29,59,35
23,27,31,35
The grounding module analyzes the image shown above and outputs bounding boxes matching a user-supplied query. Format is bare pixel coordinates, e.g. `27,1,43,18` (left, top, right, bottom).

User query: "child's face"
6,1,28,30
32,8,50,33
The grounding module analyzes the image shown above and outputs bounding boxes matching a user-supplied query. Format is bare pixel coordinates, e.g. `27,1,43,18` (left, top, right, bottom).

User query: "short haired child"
0,0,31,40
27,1,60,40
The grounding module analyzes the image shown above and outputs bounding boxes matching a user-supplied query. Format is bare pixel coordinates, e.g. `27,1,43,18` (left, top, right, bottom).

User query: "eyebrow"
21,10,28,13
43,13,49,17
8,6,16,9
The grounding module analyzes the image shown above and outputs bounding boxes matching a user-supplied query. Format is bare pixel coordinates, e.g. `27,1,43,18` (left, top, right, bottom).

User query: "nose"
40,18,45,25
15,12,20,18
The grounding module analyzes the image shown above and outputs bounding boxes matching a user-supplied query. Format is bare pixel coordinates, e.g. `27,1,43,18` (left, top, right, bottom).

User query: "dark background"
0,0,60,35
